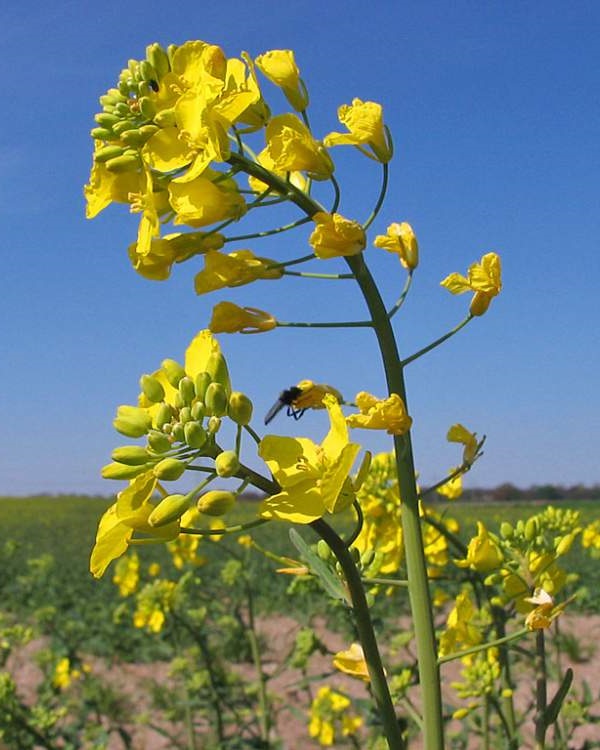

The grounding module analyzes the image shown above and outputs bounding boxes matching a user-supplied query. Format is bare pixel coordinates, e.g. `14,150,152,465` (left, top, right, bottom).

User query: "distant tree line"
454,483,600,503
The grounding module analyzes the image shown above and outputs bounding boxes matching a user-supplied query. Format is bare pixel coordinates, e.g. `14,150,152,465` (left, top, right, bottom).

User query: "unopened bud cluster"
90,43,173,173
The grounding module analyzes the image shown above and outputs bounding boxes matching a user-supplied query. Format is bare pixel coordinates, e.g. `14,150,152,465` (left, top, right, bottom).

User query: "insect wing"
264,398,286,425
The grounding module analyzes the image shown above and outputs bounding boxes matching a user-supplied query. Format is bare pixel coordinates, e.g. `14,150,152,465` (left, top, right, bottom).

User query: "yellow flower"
53,658,82,690
90,472,179,578
255,49,308,111
194,249,282,295
438,591,483,658
84,154,142,218
374,222,419,269
308,686,361,747
112,552,140,596
293,380,344,409
209,301,276,334
263,114,333,179
524,588,555,630
324,98,392,163
436,471,463,500
454,521,503,573
128,231,225,281
168,172,246,228
309,212,366,259
346,391,412,435
133,580,176,633
440,252,502,316
447,423,478,464
332,643,370,682
259,395,361,523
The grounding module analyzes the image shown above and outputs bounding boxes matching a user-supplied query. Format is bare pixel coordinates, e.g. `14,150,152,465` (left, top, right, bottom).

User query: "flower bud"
146,42,170,77
196,490,236,516
171,422,185,442
148,494,190,527
228,392,253,425
94,145,125,163
113,405,152,438
207,416,221,434
138,96,156,120
94,112,120,128
90,126,115,141
153,458,186,481
178,376,196,406
161,358,186,387
194,372,212,401
316,540,331,561
184,421,207,449
101,461,153,479
105,153,140,173
500,521,514,539
155,402,174,430
147,430,172,453
214,450,240,477
191,401,205,421
525,518,538,542
179,406,192,424
205,352,231,395
111,446,153,465
154,108,177,128
140,374,165,403
205,382,228,417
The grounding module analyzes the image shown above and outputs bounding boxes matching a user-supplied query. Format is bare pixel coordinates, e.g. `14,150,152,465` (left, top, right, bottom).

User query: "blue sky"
2,1,599,495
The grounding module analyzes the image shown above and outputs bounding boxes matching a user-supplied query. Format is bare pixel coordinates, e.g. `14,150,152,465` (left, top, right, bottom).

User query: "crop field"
1,496,600,749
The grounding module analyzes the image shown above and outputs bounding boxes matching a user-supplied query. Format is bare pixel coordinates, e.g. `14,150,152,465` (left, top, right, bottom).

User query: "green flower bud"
94,112,120,128
184,421,207,449
525,517,538,542
90,126,115,141
147,430,172,453
179,406,192,424
500,521,514,539
120,129,147,147
112,120,138,136
161,358,186,387
105,153,140,173
173,392,185,409
111,445,153,465
101,461,153,479
205,382,228,417
146,42,171,77
360,548,376,568
191,401,205,421
205,352,231,395
113,405,152,438
197,490,236,516
100,93,121,108
138,96,156,120
178,376,196,406
194,372,212,401
153,458,186,481
148,494,190,527
214,450,240,478
171,422,185,443
139,60,158,82
228,392,253,425
316,540,331,561
138,124,159,140
94,144,125,163
140,374,165,403
167,44,178,67
154,108,177,128
114,102,131,117
350,547,361,564
207,416,221,434
155,402,174,430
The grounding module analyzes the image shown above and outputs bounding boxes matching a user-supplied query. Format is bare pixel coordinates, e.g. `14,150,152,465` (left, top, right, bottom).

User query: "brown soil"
5,614,600,749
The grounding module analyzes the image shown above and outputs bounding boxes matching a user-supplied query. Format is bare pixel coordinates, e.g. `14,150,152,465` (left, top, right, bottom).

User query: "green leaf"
544,667,573,727
289,529,350,604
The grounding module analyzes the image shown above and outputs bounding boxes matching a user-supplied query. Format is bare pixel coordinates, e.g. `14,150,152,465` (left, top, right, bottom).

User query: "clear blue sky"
2,1,599,495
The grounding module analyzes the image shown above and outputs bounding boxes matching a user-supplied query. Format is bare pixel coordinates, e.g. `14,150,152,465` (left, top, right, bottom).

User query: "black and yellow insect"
264,380,344,425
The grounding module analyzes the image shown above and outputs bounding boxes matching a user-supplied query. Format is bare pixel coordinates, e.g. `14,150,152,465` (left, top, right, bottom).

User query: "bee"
264,381,344,425
264,386,305,425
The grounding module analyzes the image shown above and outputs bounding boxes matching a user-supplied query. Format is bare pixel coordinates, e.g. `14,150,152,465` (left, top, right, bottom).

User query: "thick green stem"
345,253,444,750
312,519,404,749
534,630,548,749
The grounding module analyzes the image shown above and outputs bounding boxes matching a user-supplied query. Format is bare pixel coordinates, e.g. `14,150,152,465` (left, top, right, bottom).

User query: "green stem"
534,630,548,750
244,574,271,746
438,627,529,665
283,270,355,279
312,518,405,749
402,315,473,366
387,272,413,319
483,695,490,750
363,162,389,230
225,215,312,243
345,252,444,750
361,577,409,588
276,319,372,329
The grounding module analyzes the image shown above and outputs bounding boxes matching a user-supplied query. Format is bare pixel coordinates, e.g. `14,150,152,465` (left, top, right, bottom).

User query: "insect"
264,386,305,425
264,381,344,425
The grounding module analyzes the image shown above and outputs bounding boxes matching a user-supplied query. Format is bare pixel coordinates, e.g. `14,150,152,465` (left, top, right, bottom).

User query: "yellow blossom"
53,658,82,690
436,471,463,500
346,391,412,435
255,49,308,111
259,395,361,523
324,98,392,163
262,114,333,179
293,380,344,409
209,301,276,334
309,212,366,259
133,580,176,633
308,686,362,747
447,423,479,464
438,591,483,658
374,222,419,269
169,172,246,228
128,231,225,281
524,588,555,630
332,643,370,682
454,522,503,573
194,249,283,295
84,154,142,218
113,552,140,596
440,252,502,316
